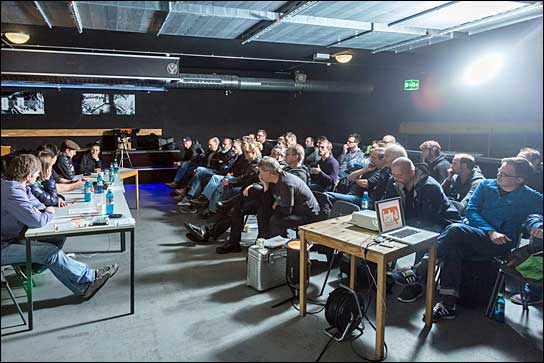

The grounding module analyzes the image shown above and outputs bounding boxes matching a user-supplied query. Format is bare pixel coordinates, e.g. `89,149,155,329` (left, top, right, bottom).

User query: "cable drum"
325,287,365,339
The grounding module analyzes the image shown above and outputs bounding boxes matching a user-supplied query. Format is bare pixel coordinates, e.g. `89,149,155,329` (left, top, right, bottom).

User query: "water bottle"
360,191,370,210
109,163,115,183
96,173,104,194
494,293,505,323
113,159,119,174
106,189,114,215
84,180,92,202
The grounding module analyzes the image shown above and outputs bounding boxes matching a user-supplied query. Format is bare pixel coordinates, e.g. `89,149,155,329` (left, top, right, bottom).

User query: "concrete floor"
1,184,543,362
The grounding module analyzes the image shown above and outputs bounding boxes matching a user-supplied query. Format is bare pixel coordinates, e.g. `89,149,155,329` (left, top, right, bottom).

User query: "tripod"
114,136,133,168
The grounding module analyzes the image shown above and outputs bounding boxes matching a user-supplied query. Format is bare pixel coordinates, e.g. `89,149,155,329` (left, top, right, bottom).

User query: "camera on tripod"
113,128,139,151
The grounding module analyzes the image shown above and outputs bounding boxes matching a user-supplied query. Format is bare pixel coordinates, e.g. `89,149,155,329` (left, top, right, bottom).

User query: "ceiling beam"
34,1,52,29
67,1,83,34
157,1,174,36
388,1,460,26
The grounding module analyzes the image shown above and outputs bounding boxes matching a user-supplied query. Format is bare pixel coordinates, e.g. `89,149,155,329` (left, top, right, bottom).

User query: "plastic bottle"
494,293,505,323
84,180,92,202
360,191,370,210
96,173,104,194
113,159,119,174
106,189,114,215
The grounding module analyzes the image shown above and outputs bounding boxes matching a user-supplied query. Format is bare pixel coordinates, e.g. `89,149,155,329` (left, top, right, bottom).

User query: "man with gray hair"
383,157,461,303
257,157,320,239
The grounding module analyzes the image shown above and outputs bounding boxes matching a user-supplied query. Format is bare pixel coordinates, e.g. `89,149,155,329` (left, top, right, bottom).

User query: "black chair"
317,200,361,296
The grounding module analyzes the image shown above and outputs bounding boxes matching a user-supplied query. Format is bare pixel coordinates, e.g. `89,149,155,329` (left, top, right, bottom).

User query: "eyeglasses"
497,170,518,178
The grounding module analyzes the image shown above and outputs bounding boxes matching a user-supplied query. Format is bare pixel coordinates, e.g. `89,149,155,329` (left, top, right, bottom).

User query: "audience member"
166,136,205,189
78,143,103,174
309,140,339,192
54,139,80,181
29,151,67,208
283,144,310,184
517,147,543,193
338,133,364,178
441,153,485,214
256,129,273,156
419,140,451,183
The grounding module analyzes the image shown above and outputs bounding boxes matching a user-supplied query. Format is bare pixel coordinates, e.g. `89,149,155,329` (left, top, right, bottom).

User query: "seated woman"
78,143,103,174
29,151,67,208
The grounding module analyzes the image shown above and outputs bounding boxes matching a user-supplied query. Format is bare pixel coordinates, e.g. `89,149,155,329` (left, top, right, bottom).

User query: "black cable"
315,335,335,362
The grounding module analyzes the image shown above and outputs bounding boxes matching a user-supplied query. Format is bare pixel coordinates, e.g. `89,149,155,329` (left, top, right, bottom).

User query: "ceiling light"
4,32,30,44
335,54,353,64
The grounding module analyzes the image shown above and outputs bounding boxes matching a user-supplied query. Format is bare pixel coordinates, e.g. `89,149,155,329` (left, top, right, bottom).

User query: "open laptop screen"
375,197,405,233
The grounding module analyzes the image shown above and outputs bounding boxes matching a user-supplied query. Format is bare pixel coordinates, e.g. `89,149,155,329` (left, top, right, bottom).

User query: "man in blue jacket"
431,157,542,321
1,154,118,300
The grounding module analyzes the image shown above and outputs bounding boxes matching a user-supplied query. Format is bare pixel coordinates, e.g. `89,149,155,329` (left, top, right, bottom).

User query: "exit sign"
404,80,419,90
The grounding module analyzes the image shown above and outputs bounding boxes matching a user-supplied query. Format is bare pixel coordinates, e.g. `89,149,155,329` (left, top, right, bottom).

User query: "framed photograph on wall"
1,91,45,114
82,93,135,115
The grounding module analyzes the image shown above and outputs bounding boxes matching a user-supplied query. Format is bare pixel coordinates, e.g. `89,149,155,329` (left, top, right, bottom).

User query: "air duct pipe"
169,73,373,94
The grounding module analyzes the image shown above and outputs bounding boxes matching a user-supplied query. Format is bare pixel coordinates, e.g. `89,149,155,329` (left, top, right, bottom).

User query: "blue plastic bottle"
96,173,104,194
360,191,370,210
113,159,119,174
106,189,114,215
494,293,505,323
84,180,92,202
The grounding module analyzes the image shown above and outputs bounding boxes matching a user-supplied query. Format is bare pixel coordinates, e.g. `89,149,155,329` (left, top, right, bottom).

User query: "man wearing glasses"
428,157,542,321
338,133,365,178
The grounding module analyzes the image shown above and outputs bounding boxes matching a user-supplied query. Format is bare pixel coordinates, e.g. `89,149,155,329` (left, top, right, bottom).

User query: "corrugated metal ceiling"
1,1,542,53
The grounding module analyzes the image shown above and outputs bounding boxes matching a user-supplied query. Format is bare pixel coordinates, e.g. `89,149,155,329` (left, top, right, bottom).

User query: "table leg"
425,242,437,327
120,231,126,252
25,239,33,330
375,256,387,360
350,255,356,289
299,230,307,317
130,229,135,315
135,171,139,210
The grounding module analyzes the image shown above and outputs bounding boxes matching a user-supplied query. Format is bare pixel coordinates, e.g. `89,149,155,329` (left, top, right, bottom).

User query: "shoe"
217,194,240,210
216,242,242,254
190,195,209,208
511,293,543,306
178,205,198,214
81,274,111,301
177,196,192,206
184,223,209,241
173,195,185,202
94,263,119,280
174,188,187,197
166,181,179,189
186,232,207,243
431,301,456,322
390,269,419,285
397,284,424,303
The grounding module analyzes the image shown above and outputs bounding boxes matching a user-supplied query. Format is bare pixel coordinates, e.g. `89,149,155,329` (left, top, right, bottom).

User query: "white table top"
25,187,135,238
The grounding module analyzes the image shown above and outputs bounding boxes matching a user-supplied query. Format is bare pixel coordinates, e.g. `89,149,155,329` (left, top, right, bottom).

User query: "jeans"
435,223,512,298
324,192,361,206
1,240,95,296
309,182,333,193
201,174,235,212
188,167,216,198
174,161,191,184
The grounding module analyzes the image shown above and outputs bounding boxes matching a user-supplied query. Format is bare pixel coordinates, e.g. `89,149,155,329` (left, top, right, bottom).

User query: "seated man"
419,140,451,184
517,147,543,193
257,157,321,239
283,144,310,184
309,140,339,192
1,154,118,300
37,144,85,193
54,139,80,182
337,133,365,178
166,136,205,189
326,147,390,207
77,143,103,175
400,157,542,321
256,129,274,157
441,153,485,214
383,157,462,302
270,145,287,167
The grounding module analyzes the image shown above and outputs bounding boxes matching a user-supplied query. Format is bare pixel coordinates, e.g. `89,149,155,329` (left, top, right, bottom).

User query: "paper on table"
110,217,136,227
264,235,291,249
68,207,97,215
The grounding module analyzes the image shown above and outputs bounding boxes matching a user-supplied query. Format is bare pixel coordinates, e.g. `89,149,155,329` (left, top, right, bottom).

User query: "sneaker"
94,263,119,280
431,301,456,322
397,284,424,303
184,223,208,241
81,274,110,301
178,205,198,214
511,294,543,306
176,196,192,206
190,195,209,208
216,242,242,254
390,269,419,285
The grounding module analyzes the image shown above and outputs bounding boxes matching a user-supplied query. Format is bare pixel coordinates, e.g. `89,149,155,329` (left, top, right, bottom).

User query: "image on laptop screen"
375,197,405,233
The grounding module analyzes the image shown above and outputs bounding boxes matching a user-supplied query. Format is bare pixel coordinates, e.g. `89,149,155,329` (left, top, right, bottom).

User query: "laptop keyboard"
389,228,419,238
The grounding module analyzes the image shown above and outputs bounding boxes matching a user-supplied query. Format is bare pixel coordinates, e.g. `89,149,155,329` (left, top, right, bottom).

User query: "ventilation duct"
170,73,373,94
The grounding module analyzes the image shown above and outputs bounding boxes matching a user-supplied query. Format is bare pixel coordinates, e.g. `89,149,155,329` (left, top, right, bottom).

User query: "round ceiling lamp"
335,54,353,64
4,32,30,44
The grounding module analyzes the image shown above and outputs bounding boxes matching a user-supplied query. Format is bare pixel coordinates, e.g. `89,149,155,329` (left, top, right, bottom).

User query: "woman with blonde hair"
29,151,67,208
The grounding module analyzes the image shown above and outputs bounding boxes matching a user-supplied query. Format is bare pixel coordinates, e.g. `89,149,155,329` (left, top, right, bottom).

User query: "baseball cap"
181,136,192,142
62,139,81,151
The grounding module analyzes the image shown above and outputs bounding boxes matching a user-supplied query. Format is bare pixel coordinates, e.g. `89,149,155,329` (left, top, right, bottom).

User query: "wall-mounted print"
81,94,135,115
1,91,45,114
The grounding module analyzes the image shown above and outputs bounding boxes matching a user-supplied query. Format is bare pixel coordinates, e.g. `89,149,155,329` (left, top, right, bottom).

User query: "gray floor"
1,184,542,362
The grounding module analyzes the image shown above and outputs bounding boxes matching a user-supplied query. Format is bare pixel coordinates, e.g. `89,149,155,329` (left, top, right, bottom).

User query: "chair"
317,200,361,296
1,266,28,333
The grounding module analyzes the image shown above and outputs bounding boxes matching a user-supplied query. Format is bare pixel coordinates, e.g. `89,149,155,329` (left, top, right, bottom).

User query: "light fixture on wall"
334,53,353,64
3,32,31,44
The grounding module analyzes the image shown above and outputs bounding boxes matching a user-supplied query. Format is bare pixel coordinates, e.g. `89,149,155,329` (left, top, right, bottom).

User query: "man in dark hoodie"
420,140,451,184
441,153,485,214
382,157,462,303
283,144,310,184
166,136,204,189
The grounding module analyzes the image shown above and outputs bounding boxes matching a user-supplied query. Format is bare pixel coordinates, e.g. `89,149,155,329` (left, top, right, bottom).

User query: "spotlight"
463,53,504,85
4,32,30,44
334,54,353,64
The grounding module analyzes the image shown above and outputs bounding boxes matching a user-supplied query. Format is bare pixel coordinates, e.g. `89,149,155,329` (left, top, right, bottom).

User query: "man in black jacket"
283,144,310,184
166,136,204,188
256,129,274,157
419,140,451,184
77,143,103,175
54,139,80,181
441,153,485,214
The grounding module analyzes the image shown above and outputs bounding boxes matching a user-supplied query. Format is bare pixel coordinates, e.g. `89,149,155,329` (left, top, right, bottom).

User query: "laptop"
374,197,438,245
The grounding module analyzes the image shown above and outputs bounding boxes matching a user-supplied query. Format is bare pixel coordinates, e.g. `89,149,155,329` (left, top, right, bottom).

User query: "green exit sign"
404,79,419,90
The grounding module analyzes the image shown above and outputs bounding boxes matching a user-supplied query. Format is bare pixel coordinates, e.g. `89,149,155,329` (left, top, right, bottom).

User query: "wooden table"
119,168,139,209
299,215,437,360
